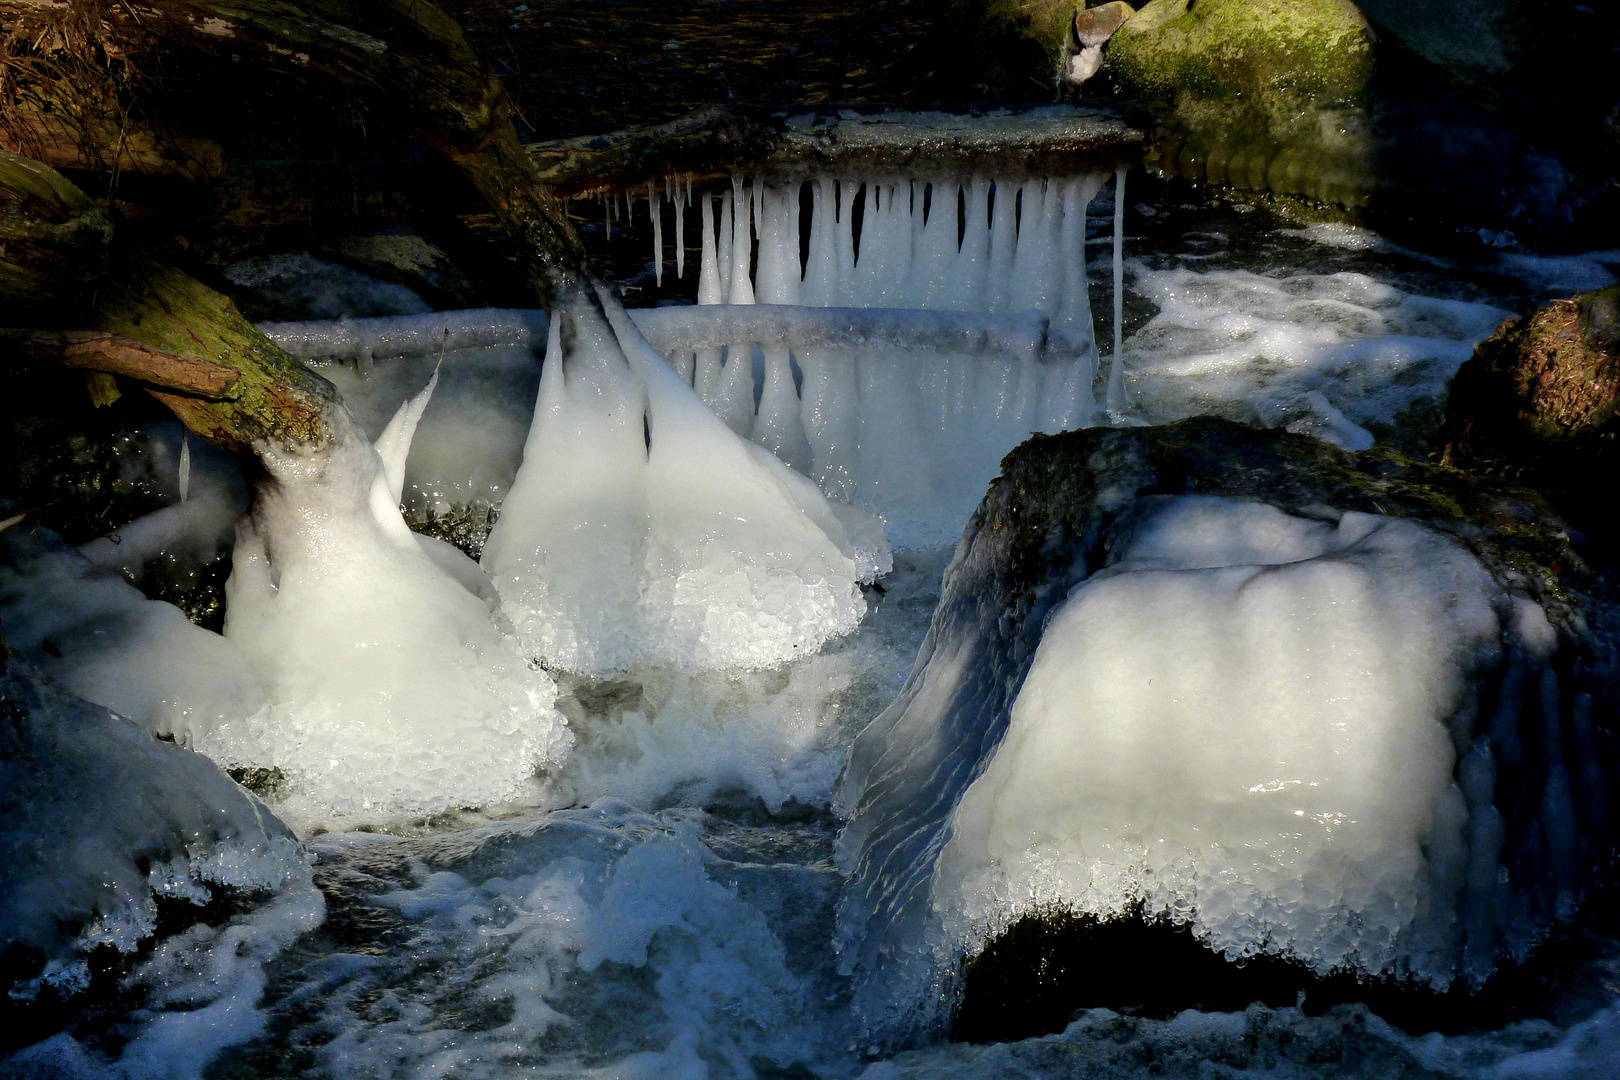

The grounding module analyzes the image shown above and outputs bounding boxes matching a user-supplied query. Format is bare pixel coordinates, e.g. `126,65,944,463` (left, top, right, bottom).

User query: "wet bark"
1,148,335,454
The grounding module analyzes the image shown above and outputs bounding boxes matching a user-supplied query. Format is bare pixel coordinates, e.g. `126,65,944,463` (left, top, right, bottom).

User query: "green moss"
1109,0,1374,107
1104,0,1378,208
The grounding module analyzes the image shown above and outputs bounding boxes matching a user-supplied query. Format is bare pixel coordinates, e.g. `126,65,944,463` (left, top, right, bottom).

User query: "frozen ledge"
260,304,1096,365
527,103,1146,198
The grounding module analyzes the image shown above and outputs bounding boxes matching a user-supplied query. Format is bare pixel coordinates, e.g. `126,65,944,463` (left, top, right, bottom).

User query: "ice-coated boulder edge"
834,417,1618,1047
0,652,309,998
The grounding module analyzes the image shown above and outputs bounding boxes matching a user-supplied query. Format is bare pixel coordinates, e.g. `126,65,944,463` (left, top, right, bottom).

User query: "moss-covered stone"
1103,0,1377,208
1108,0,1374,105
1439,286,1620,543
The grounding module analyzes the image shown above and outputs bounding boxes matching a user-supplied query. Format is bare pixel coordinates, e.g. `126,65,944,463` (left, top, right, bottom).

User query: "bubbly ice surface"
202,402,570,826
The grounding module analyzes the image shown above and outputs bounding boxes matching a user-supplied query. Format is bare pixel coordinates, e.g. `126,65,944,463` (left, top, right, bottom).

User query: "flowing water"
5,174,1620,1080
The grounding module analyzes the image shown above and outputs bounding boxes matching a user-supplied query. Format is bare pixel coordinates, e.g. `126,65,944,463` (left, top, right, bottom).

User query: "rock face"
1440,287,1620,543
835,418,1618,1048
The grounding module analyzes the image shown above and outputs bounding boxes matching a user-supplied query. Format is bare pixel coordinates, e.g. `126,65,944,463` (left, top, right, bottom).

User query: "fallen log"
4,329,240,399
1,148,336,453
0,0,589,305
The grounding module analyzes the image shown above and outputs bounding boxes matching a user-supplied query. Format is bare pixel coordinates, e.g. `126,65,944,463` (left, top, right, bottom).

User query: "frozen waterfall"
482,287,889,677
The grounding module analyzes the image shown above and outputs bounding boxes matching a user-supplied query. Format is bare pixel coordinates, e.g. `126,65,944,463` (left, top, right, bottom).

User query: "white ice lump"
484,290,888,675
936,495,1507,986
199,390,570,824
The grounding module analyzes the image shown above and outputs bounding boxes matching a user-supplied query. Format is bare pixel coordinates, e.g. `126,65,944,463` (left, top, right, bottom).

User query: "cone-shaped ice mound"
835,420,1619,1046
483,288,889,676
199,391,570,824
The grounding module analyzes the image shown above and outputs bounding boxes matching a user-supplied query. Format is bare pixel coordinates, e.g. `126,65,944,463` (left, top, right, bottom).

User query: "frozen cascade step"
264,303,1101,551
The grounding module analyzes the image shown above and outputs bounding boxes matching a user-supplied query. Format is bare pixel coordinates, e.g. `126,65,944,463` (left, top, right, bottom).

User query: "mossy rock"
1103,0,1377,208
1108,0,1375,108
1439,286,1620,543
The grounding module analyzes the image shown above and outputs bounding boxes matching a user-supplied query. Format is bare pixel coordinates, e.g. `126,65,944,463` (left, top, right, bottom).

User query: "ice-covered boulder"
835,418,1619,1045
0,649,307,1002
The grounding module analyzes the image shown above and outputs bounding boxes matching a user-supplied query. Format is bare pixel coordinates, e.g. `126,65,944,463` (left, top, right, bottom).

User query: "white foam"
1115,264,1511,447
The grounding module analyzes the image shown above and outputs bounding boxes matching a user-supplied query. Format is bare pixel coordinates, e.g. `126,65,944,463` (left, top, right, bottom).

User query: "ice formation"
484,289,888,676
635,304,1097,548
202,393,571,824
937,497,1506,980
0,654,307,997
692,175,1105,333
0,525,265,743
837,471,1615,1044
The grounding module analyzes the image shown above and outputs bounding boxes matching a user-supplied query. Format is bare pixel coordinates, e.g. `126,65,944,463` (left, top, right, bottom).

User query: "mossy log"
1,148,335,453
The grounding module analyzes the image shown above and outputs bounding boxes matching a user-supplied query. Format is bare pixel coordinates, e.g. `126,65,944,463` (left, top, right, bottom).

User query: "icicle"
728,175,755,305
954,177,992,312
1107,166,1128,417
373,367,440,509
912,182,960,310
650,181,663,288
698,195,722,305
675,180,687,280
178,432,191,503
803,178,838,307
605,193,612,240
986,180,1017,313
750,344,813,473
718,189,734,301
755,183,801,305
835,179,858,306
671,350,696,386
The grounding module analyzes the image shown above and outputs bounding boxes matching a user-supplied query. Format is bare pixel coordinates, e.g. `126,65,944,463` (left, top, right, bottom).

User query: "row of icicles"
572,170,1130,413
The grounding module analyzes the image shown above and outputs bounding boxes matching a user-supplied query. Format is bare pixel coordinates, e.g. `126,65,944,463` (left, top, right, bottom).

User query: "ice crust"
483,289,888,676
0,655,307,988
938,497,1505,981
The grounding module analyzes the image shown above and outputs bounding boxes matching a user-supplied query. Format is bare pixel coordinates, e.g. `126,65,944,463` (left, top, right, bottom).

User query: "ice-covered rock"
835,418,1618,1045
0,650,307,999
483,288,888,676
